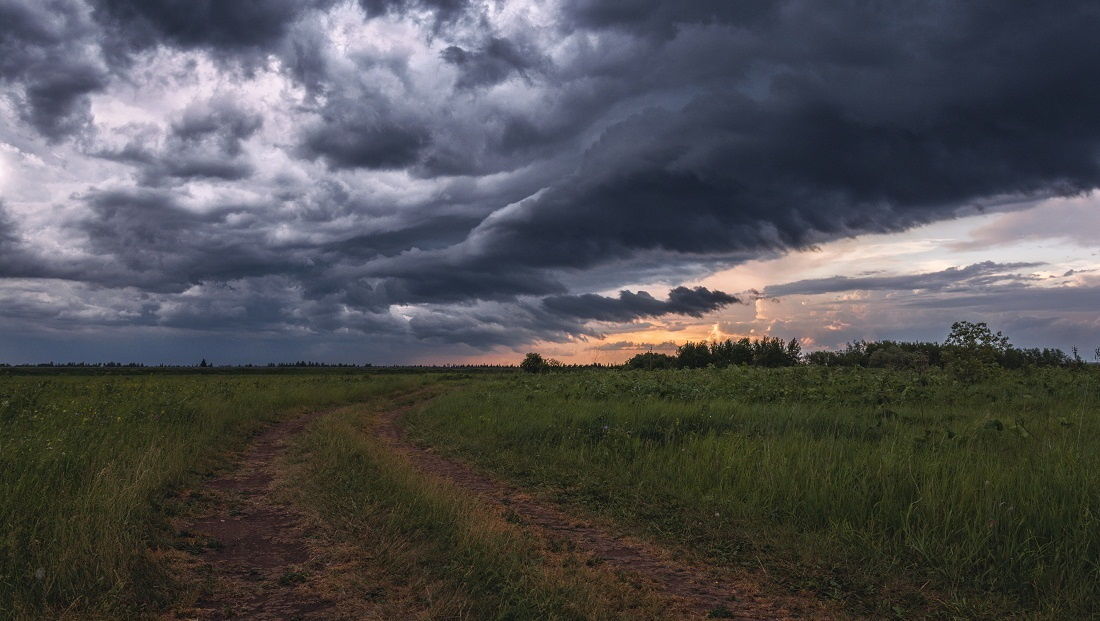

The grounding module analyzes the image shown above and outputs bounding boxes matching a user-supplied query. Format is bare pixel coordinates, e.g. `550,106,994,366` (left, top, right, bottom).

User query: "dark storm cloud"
76,188,311,291
274,0,1100,337
90,0,334,57
5,0,1100,358
0,0,325,142
0,201,61,281
171,98,263,146
366,255,566,307
98,97,263,185
0,202,20,263
765,262,1044,297
299,116,429,170
360,0,1100,311
441,36,544,89
560,0,776,35
20,63,108,140
0,0,108,139
401,287,739,350
326,213,482,259
543,286,740,322
359,0,469,26
405,300,605,348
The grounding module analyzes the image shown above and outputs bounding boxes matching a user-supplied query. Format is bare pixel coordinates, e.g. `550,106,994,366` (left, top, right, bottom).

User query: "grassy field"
0,372,429,618
3,366,1097,618
406,366,1100,618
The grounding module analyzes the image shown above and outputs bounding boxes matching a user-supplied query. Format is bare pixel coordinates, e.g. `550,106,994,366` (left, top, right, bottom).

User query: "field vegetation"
2,322,1097,618
408,363,1100,618
0,372,429,618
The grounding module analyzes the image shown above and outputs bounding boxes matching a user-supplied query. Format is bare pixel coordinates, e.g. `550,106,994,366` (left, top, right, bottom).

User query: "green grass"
286,393,669,620
406,366,1100,618
5,365,1096,618
0,372,431,618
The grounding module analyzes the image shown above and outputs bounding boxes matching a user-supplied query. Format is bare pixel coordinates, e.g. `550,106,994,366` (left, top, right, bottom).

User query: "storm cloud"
544,287,741,322
91,0,335,56
1,0,1099,362
97,96,263,185
765,262,1045,298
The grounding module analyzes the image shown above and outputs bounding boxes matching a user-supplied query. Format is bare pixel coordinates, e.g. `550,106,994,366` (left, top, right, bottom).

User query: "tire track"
374,402,839,620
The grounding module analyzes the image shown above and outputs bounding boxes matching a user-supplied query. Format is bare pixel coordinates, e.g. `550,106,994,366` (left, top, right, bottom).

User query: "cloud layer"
1,0,1099,361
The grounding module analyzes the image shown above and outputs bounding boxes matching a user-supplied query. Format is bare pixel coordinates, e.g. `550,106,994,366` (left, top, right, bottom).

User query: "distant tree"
803,327,1079,371
675,336,802,368
1071,346,1085,368
943,321,1009,382
198,358,208,368
785,338,802,363
624,352,677,370
708,339,734,367
807,341,872,367
731,338,754,365
750,336,800,367
867,344,928,370
708,338,753,367
676,341,713,368
944,321,1010,352
520,352,549,373
805,350,840,366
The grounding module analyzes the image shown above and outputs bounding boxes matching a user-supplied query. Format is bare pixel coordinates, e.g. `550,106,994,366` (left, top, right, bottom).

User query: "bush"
942,321,1010,382
624,352,677,370
520,353,548,373
867,345,928,371
520,353,561,373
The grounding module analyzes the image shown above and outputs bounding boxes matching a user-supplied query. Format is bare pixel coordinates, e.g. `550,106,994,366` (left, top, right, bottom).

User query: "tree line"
520,321,1097,373
624,336,802,369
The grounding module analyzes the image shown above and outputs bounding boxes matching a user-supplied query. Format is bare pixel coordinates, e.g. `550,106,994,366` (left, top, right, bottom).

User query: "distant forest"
615,321,1096,372
522,321,1098,373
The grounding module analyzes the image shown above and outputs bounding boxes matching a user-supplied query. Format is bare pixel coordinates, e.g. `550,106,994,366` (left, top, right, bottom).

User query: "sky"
0,0,1098,365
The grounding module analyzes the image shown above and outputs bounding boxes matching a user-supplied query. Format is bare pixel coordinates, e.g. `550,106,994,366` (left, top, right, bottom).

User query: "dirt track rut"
375,402,835,620
165,409,377,620
164,397,835,619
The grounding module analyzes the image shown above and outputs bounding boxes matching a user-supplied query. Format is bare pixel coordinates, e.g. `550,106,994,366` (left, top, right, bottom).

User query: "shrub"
867,345,928,371
520,353,549,373
943,321,1010,382
624,352,678,370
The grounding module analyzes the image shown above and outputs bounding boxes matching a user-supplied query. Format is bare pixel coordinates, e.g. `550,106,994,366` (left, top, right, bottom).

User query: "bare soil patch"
161,409,421,620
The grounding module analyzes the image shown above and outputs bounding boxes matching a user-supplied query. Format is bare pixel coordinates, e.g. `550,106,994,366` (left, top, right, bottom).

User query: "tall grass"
287,396,669,620
0,373,429,618
407,367,1100,618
